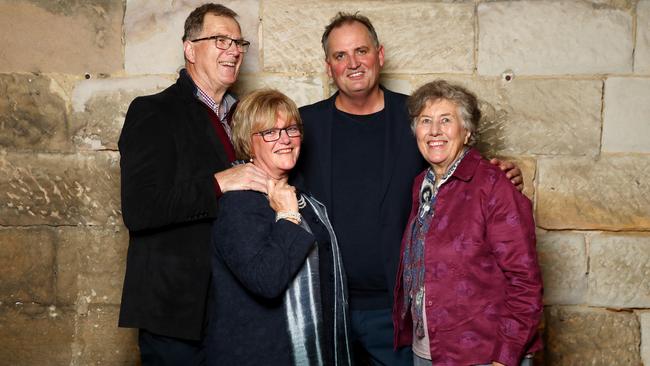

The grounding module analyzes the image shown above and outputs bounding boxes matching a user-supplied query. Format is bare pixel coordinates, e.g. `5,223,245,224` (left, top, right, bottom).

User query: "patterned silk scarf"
401,148,470,338
284,194,352,366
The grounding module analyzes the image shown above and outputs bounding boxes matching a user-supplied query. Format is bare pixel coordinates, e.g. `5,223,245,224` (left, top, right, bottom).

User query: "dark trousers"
351,308,413,366
139,329,205,366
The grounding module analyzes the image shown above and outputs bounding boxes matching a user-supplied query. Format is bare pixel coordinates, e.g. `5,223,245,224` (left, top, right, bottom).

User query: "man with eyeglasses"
294,12,523,366
118,4,267,365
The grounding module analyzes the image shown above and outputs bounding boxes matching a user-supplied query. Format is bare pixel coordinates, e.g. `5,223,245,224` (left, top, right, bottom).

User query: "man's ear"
377,44,385,68
325,59,333,78
184,41,196,64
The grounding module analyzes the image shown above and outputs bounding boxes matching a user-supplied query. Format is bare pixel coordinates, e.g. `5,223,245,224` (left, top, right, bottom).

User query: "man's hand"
492,362,505,366
214,163,268,194
489,158,524,192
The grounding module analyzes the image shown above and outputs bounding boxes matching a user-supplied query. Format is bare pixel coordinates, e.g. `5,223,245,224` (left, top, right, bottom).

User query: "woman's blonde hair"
231,89,302,160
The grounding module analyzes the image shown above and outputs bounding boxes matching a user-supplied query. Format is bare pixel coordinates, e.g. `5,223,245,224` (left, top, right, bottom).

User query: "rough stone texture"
640,311,650,366
56,226,129,307
71,76,173,150
544,306,641,365
588,233,650,308
379,76,413,97
263,1,474,73
233,74,325,107
478,1,633,75
537,156,650,230
636,1,650,74
0,303,75,365
0,1,648,363
412,76,603,156
0,74,73,152
536,231,587,305
602,77,650,153
0,227,56,304
124,0,261,75
0,151,121,226
0,1,123,74
73,305,139,365
477,79,602,156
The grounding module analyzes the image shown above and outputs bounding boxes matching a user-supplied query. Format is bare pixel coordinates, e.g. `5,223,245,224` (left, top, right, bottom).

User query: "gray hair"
407,80,481,146
182,3,239,42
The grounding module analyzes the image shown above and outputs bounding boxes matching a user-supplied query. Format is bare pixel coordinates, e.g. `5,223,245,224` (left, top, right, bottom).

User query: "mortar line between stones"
632,3,637,72
473,0,479,76
598,79,606,158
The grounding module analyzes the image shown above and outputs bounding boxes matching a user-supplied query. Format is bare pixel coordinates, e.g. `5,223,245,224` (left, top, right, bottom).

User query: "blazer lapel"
318,95,336,210
378,88,405,204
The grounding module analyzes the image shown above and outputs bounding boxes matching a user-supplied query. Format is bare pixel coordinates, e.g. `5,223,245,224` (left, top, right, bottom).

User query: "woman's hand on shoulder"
267,179,299,214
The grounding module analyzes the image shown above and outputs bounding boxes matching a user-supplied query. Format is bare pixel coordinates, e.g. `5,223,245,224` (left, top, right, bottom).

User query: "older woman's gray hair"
407,80,481,146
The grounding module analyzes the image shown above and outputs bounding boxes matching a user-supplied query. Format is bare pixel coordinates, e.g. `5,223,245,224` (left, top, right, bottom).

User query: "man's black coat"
118,70,231,340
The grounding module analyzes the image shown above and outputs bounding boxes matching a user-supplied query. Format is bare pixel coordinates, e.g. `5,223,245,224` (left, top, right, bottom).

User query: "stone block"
0,151,121,226
0,74,73,152
71,76,173,150
536,231,587,305
537,156,650,230
233,74,325,107
640,311,650,366
412,76,602,156
588,233,650,308
478,1,633,75
478,78,602,156
0,303,75,365
263,1,474,73
602,77,650,153
0,1,123,74
636,1,650,74
379,76,413,97
124,0,261,75
56,226,129,307
73,305,139,365
0,227,56,303
544,306,641,365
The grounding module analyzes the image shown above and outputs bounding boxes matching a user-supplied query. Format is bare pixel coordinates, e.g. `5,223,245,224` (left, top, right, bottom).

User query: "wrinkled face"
250,113,301,179
325,21,384,98
184,14,244,94
415,99,471,175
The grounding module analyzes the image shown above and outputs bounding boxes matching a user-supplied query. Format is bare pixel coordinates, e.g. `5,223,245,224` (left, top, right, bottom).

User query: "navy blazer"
118,70,232,340
293,86,426,304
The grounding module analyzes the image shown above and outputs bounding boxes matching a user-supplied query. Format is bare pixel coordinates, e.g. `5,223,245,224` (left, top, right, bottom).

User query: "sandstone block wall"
0,0,648,364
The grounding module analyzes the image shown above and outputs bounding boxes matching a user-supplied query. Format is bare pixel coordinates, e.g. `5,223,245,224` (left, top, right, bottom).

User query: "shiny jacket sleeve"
213,191,316,299
119,97,219,232
485,173,543,366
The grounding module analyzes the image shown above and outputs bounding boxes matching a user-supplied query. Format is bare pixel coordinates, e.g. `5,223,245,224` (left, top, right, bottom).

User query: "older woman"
205,89,351,366
393,80,543,366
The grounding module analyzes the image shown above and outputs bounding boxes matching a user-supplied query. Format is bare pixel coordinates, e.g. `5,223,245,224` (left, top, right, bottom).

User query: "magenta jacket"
393,148,543,366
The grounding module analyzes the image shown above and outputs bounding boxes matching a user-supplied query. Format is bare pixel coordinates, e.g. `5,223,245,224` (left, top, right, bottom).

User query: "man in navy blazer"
295,13,522,366
118,4,266,365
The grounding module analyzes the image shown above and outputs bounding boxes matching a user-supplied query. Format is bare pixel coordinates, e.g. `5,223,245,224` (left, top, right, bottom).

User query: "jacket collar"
450,147,481,182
